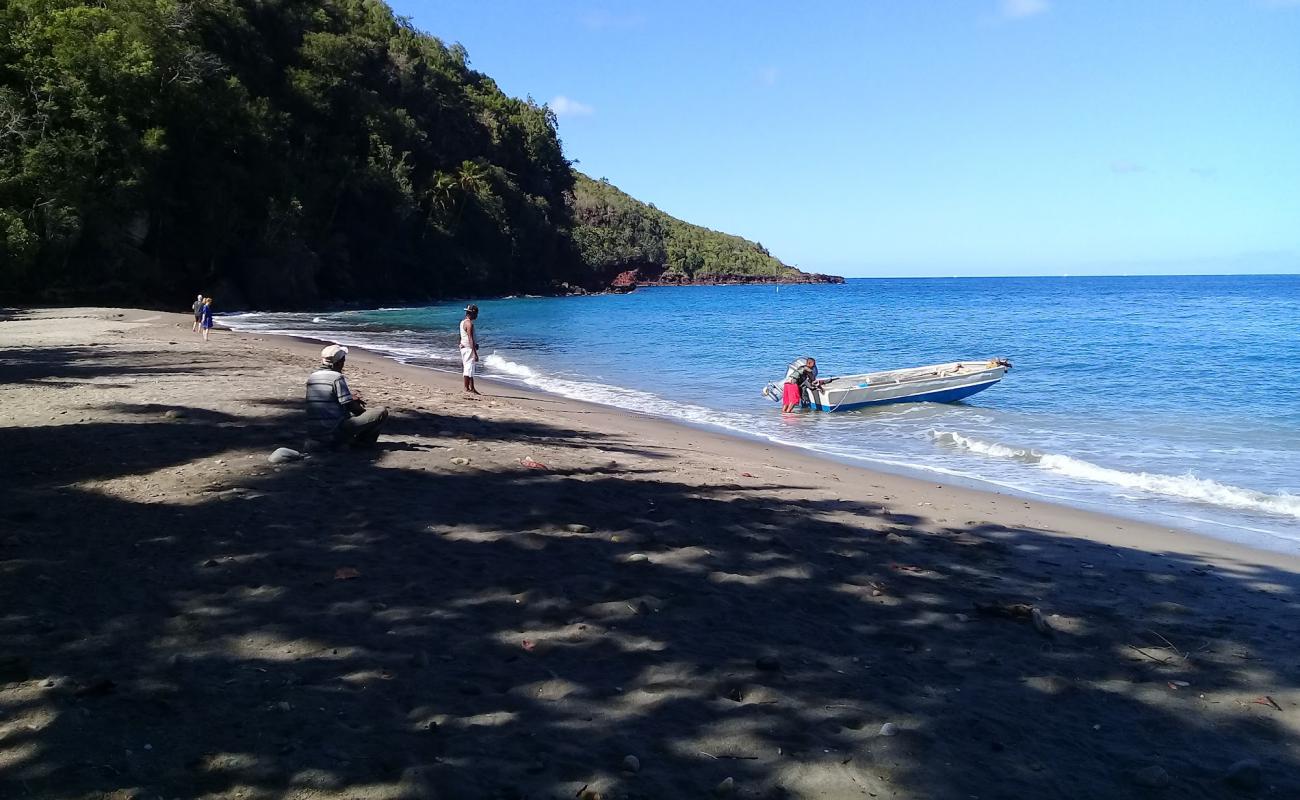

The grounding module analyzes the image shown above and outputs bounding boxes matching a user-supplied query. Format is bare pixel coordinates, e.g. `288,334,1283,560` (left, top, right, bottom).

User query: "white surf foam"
481,353,538,379
479,353,783,443
932,430,1300,521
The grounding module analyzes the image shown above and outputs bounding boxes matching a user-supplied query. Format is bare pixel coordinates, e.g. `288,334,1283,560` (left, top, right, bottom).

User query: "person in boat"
781,356,823,412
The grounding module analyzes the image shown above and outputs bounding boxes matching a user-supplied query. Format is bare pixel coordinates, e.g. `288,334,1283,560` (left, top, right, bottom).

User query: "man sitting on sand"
306,345,389,447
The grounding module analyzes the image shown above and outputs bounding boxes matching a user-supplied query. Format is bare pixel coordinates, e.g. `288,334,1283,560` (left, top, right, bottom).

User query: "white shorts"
460,347,476,377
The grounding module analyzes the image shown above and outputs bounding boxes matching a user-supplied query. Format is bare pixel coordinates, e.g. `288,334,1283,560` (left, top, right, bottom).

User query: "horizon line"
820,271,1300,280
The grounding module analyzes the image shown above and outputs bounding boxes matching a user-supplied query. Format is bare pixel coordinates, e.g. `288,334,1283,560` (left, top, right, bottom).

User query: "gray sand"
1,308,1298,799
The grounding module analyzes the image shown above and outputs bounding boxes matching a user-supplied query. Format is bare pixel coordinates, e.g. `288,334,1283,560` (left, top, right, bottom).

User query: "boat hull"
803,361,1008,412
809,378,1000,411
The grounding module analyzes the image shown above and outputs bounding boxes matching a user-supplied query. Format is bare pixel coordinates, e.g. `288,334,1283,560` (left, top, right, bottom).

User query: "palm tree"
430,172,457,215
427,161,491,231
455,159,489,195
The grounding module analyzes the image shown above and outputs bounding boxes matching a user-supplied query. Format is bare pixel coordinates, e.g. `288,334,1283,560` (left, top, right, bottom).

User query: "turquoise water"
225,275,1300,553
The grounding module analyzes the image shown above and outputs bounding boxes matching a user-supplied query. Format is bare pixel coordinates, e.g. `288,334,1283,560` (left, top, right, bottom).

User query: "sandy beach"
2,307,1298,800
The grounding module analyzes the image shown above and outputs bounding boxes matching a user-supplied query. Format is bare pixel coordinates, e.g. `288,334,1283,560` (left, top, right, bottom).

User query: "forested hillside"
572,173,800,283
0,0,831,307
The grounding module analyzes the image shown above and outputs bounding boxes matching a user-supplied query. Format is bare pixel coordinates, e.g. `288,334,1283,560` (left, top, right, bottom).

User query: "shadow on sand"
1,344,1297,800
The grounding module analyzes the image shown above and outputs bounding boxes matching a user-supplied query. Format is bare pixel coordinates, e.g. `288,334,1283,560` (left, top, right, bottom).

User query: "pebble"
565,523,592,533
1133,765,1170,788
268,447,303,464
450,457,470,466
624,553,649,564
879,722,898,736
164,409,186,419
1224,759,1261,790
714,777,735,796
622,754,640,773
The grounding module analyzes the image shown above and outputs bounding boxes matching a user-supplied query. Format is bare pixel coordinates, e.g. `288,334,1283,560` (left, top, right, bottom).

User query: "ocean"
224,274,1300,554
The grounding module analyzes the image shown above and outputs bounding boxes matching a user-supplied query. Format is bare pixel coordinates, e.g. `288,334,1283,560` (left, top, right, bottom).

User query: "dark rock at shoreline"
606,265,844,292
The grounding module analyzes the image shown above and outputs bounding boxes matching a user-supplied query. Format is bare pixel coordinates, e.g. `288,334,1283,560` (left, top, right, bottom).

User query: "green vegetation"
572,173,795,282
0,0,811,307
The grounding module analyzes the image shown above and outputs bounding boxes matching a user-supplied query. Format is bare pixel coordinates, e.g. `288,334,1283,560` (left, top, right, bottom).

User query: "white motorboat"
764,359,1010,411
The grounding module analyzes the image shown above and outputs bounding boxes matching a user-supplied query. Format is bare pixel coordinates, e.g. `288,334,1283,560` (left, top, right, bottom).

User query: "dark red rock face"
602,266,844,292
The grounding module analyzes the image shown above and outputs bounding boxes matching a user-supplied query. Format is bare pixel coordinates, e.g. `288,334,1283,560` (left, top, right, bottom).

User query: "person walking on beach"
306,345,389,447
781,356,821,412
199,297,215,342
459,304,481,394
191,293,204,332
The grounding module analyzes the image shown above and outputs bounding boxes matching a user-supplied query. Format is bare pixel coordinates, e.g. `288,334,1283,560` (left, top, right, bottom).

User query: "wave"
931,430,1300,520
482,352,538,379
218,311,1300,540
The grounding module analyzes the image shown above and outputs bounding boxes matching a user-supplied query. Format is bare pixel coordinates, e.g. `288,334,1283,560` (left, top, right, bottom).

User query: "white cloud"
758,67,779,87
550,96,594,117
1000,0,1049,19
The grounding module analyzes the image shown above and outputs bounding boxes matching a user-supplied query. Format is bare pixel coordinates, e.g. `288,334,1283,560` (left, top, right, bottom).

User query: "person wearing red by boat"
781,356,826,412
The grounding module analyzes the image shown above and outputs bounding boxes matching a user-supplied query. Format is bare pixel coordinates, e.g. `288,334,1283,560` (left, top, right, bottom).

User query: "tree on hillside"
0,0,580,305
570,173,794,281
0,0,808,306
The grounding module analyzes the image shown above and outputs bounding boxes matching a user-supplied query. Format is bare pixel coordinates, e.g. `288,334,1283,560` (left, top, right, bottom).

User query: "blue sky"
392,1,1300,276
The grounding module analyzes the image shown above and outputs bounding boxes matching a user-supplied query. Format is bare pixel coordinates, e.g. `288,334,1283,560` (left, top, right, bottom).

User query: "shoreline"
3,307,1298,799
222,310,1300,560
310,334,1300,568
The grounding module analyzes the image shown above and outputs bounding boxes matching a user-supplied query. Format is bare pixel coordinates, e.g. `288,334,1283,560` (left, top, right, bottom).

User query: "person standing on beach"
306,345,389,447
459,304,480,394
781,356,820,412
191,294,204,332
199,297,215,342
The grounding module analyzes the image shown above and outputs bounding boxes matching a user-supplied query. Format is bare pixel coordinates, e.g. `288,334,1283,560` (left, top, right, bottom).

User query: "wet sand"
2,307,1298,799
